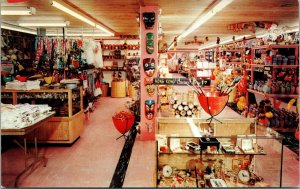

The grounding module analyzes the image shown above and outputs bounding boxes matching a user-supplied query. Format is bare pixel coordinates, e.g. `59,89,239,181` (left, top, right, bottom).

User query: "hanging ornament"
216,37,220,44
173,36,177,50
232,36,235,42
227,21,275,33
205,36,209,42
158,34,168,53
184,36,203,46
243,36,246,44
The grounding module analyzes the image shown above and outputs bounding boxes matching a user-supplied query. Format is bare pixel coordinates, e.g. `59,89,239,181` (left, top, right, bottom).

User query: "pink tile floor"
1,97,299,187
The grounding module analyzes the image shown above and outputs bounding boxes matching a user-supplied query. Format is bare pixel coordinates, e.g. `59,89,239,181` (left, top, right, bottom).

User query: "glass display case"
1,86,84,144
156,118,284,188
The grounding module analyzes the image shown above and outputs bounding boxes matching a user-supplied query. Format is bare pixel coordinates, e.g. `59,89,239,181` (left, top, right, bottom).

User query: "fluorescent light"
51,0,95,27
1,6,36,15
181,0,234,38
50,0,114,36
168,42,174,50
95,24,114,36
19,21,70,27
46,32,113,37
1,23,36,35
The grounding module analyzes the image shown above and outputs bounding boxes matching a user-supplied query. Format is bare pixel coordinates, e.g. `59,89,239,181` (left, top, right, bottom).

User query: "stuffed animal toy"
237,96,247,111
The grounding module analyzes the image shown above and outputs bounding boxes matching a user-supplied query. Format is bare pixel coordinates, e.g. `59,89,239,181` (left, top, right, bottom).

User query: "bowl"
44,76,53,84
3,76,13,82
16,76,27,82
197,91,229,117
66,83,77,89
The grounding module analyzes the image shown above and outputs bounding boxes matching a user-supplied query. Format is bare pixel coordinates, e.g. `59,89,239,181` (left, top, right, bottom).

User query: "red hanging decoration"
7,0,28,3
183,36,203,46
227,21,275,33
216,37,220,44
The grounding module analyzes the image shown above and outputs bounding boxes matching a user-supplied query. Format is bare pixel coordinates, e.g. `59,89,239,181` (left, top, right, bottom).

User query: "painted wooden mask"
144,77,156,97
145,100,155,120
146,32,154,54
143,12,155,29
143,58,155,77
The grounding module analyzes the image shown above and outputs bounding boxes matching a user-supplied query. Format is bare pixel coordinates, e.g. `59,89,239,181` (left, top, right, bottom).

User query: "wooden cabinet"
1,87,84,144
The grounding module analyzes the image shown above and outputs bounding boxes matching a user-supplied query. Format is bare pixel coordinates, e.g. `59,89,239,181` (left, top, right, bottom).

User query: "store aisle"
1,97,132,187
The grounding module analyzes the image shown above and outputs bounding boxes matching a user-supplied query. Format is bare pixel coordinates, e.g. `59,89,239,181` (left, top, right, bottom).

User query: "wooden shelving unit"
247,89,299,98
102,68,126,71
247,44,299,105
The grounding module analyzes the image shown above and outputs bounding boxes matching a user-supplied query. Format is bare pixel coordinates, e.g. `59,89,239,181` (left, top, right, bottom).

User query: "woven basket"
111,81,126,98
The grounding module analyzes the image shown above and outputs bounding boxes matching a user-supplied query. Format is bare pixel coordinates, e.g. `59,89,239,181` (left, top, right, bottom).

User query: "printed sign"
153,78,211,86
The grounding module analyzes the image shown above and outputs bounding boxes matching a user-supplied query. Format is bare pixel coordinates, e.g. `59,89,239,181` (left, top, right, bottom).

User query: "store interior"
1,0,299,188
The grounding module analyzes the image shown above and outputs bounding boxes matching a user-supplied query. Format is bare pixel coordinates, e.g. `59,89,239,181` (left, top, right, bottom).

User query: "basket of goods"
112,111,135,139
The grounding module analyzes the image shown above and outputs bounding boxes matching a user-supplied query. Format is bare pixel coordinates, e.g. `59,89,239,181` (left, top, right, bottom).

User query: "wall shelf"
103,58,125,61
102,68,126,71
249,64,299,68
247,89,299,98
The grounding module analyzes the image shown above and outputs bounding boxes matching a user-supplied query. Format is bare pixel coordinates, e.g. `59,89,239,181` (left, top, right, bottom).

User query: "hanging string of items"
34,37,87,71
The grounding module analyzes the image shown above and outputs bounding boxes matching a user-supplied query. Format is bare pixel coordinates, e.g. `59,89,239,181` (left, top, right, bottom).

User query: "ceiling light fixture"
167,42,174,50
50,0,114,36
1,23,36,35
46,32,113,37
180,0,234,38
50,0,95,26
1,6,36,15
19,21,70,27
95,24,114,36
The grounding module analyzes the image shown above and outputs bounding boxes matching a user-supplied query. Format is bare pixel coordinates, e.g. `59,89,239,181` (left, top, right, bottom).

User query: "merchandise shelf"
251,44,299,50
225,62,244,65
103,58,125,61
159,151,266,156
189,67,215,70
247,89,299,98
102,68,126,71
249,64,299,68
103,49,139,51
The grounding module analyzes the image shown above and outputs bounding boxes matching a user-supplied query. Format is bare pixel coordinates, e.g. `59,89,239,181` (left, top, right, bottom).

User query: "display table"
2,111,55,187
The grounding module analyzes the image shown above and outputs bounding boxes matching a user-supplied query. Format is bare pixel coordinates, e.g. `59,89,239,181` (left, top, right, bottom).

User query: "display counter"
155,103,285,187
1,86,84,144
156,106,254,137
156,120,284,188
